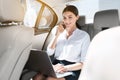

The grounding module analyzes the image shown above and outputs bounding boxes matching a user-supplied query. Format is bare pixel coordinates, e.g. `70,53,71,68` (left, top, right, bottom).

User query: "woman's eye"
69,17,72,19
63,17,66,20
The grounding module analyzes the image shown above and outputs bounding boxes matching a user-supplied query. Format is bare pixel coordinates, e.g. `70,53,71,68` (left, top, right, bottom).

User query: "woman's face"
62,11,79,31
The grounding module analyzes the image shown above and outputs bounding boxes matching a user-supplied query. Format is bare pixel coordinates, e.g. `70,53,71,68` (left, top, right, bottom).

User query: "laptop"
25,50,73,78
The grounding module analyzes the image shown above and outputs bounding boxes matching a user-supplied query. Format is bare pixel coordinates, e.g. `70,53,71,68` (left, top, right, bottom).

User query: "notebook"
25,50,73,78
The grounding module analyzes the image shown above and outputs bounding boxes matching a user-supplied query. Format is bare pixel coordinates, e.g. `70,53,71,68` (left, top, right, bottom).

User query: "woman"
33,5,90,80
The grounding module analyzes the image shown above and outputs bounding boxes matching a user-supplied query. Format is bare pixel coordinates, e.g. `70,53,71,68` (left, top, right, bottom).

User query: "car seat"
0,0,34,80
79,27,120,80
93,9,119,36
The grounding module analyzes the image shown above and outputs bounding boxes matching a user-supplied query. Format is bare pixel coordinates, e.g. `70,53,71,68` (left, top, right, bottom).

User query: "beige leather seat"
0,0,34,80
93,9,119,36
79,27,120,80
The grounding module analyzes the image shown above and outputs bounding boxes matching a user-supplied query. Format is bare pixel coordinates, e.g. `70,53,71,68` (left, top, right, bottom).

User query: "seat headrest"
77,16,85,26
94,9,119,28
0,0,25,22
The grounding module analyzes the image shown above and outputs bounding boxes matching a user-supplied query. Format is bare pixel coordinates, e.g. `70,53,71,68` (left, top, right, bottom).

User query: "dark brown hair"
62,5,79,16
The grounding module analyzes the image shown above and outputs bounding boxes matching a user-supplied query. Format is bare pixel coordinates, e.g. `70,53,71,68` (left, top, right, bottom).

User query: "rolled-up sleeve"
47,46,55,56
81,34,90,62
46,26,58,56
47,35,56,56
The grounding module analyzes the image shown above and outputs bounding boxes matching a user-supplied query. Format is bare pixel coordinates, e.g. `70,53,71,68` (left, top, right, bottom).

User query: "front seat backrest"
0,0,34,80
79,27,120,80
93,9,119,36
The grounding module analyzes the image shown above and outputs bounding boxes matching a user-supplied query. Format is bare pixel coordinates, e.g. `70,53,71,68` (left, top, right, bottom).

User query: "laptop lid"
24,50,57,78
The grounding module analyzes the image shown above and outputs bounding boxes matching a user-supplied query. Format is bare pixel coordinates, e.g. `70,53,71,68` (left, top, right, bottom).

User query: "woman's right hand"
56,23,65,36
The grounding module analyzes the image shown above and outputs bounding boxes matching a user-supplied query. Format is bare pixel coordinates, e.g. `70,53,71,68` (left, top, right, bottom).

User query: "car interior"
0,0,120,80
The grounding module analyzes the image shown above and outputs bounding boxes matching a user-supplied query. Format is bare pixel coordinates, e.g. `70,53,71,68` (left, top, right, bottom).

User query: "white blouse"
47,28,90,63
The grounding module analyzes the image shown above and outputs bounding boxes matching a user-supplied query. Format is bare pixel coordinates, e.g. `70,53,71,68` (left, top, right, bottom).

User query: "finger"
56,66,66,73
